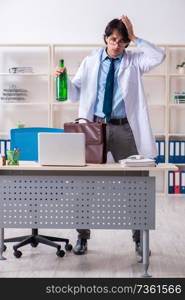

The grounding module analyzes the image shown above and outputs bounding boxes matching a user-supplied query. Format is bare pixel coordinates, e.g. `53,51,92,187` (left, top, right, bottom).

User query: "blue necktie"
103,58,115,121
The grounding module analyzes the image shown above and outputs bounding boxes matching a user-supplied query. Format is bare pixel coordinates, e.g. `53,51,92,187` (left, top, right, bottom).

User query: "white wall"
0,0,185,44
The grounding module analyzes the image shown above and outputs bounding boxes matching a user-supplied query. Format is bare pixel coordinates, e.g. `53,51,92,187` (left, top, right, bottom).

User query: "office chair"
4,127,73,258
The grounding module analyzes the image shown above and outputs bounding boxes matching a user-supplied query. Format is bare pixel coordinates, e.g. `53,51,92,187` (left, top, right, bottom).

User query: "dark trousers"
76,121,139,240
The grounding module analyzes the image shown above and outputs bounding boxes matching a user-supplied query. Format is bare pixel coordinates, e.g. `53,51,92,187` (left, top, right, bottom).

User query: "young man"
56,16,165,255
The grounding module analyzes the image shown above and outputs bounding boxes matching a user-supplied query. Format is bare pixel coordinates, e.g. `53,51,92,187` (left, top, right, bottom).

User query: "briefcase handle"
75,118,91,123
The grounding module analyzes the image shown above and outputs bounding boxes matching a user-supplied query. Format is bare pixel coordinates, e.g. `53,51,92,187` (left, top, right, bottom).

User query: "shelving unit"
0,44,51,138
0,43,185,196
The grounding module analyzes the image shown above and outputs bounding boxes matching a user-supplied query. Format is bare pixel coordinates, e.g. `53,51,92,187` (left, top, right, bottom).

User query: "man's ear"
105,36,108,44
125,43,130,48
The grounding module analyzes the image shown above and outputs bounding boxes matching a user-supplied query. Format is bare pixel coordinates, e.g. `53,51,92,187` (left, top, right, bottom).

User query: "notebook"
38,132,86,166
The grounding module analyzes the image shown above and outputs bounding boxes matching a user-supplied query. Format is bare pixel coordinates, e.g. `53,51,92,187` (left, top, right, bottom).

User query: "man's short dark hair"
104,18,130,46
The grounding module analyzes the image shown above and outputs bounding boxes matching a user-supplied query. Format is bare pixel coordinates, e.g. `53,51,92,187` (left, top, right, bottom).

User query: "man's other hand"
55,67,66,77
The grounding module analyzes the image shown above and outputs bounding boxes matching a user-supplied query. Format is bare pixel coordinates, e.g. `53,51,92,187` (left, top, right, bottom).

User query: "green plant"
176,61,185,68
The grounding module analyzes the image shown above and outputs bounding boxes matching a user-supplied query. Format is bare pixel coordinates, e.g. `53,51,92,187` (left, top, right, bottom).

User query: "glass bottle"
56,59,67,101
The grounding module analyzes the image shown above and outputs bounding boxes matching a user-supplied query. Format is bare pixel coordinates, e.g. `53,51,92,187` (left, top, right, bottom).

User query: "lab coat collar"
90,47,130,83
101,48,123,62
96,47,130,74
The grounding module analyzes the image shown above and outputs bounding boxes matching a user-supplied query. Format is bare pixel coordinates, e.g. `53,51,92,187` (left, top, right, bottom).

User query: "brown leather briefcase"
64,118,107,164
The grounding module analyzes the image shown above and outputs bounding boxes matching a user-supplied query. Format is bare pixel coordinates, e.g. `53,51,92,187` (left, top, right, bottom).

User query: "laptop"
38,132,86,166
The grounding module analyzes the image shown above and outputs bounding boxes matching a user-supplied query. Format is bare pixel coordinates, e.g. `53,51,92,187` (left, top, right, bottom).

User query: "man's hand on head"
121,16,138,42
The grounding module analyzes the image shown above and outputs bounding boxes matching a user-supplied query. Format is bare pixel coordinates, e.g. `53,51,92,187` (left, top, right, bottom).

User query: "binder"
155,140,165,163
6,140,10,151
155,141,160,163
168,171,174,194
5,140,11,157
169,141,175,163
180,141,185,164
160,140,165,163
0,140,5,156
180,171,185,194
174,171,180,194
175,141,180,163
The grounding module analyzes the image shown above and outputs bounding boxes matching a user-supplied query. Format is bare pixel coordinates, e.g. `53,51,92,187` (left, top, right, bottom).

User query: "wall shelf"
0,43,184,196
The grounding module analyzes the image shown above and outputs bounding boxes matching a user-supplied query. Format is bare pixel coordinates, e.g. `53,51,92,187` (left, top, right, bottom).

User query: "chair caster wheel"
56,250,65,257
3,245,7,252
14,250,22,258
31,242,39,248
65,244,73,251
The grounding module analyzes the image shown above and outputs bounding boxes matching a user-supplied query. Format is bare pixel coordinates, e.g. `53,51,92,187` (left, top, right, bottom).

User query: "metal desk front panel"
0,171,155,230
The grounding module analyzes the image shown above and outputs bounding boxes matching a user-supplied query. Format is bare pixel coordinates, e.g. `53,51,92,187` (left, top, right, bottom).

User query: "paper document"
119,155,156,167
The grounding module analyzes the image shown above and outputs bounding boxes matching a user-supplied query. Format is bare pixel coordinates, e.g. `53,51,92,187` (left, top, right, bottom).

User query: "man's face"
105,30,129,58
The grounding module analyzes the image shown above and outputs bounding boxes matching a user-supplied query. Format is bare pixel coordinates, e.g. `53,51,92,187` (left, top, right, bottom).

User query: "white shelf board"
51,101,79,105
168,133,185,136
169,104,185,108
143,74,166,77
168,194,185,197
155,134,166,137
0,102,48,105
169,74,185,77
0,73,49,76
53,44,102,47
149,103,166,106
154,133,166,136
0,44,50,47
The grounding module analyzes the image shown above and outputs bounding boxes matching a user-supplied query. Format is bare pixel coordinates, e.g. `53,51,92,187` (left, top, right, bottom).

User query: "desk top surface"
0,162,178,172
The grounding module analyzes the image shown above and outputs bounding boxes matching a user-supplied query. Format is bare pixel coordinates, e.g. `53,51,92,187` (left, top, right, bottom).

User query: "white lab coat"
68,39,166,158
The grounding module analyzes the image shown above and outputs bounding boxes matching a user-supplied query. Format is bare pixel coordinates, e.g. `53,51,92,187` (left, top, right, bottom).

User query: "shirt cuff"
134,38,143,45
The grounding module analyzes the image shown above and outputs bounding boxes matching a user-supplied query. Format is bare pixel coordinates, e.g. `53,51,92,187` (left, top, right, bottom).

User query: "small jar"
1,155,6,166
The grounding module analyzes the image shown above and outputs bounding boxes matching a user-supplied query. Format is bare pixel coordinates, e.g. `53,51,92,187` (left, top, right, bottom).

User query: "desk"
0,162,177,277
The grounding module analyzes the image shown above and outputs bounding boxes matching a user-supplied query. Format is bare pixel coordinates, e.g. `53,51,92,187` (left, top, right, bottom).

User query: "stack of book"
173,92,185,104
119,155,156,167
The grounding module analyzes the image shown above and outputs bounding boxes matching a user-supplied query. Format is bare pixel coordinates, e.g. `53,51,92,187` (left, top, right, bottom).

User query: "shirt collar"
101,48,123,62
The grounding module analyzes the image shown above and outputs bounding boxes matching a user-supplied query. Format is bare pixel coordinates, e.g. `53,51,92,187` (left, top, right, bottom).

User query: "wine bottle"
56,59,67,101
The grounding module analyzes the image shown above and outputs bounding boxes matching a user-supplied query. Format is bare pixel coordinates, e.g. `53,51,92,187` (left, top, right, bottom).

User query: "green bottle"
56,59,67,101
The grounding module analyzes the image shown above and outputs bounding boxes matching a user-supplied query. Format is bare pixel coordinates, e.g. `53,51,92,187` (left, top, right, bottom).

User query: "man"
55,16,165,255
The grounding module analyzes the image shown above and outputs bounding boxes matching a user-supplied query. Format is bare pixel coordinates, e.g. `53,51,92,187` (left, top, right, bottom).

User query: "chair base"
5,229,72,257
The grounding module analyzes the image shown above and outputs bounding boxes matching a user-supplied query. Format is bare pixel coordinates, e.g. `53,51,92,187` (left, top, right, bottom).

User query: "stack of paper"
119,155,156,167
9,67,33,73
0,84,28,102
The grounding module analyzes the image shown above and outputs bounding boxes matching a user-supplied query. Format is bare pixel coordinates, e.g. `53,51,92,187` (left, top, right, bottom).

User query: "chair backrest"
10,127,64,161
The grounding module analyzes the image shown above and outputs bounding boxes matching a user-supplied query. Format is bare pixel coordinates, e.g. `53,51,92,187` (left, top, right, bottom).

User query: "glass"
7,150,20,166
108,38,128,46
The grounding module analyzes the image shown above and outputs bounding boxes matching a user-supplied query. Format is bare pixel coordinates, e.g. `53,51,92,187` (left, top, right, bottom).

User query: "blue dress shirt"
94,49,126,119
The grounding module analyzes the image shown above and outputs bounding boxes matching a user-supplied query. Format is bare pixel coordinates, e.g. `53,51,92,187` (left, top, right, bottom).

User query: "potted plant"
176,61,185,74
